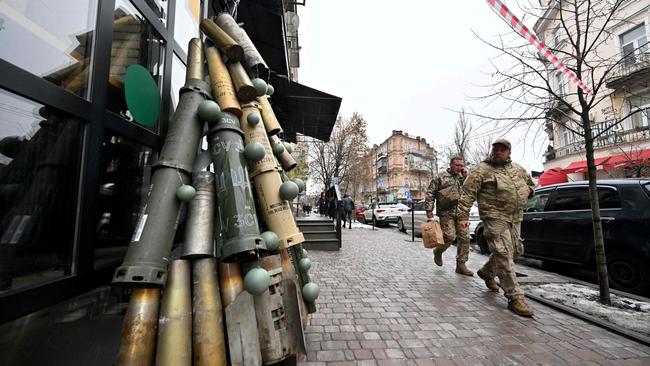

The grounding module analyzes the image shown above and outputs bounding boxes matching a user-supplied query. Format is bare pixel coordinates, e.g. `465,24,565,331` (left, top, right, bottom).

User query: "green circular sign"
124,65,161,126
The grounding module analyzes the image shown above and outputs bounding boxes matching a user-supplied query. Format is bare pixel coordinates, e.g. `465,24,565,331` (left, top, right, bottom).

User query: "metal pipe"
156,260,192,366
116,288,160,366
193,258,228,366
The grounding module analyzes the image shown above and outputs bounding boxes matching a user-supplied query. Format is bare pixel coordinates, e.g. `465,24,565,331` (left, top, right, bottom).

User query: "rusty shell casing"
116,288,161,366
187,38,205,82
215,12,269,80
208,111,265,262
258,96,283,136
200,19,243,62
239,103,277,178
113,38,210,287
240,256,294,363
155,260,192,366
239,105,304,249
181,172,216,258
193,258,228,366
205,46,241,117
218,261,244,308
227,62,257,103
269,135,296,172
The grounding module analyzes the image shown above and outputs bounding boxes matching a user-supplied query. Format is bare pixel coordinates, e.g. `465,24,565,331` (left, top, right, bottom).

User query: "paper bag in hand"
421,219,444,248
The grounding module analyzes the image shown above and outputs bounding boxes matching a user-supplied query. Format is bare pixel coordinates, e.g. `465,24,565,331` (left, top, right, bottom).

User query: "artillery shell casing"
227,62,257,102
269,135,296,172
200,19,243,62
182,172,216,258
215,12,269,80
219,261,244,308
205,46,241,117
156,260,192,366
258,96,283,136
193,258,228,366
116,288,161,366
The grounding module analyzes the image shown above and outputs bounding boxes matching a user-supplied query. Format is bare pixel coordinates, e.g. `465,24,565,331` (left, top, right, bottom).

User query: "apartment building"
536,0,650,180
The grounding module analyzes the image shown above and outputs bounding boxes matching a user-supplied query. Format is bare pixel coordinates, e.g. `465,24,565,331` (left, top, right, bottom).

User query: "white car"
362,202,409,226
397,202,481,239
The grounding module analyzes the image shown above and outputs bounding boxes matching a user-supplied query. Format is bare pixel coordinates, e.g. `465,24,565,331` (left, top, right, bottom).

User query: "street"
299,224,650,365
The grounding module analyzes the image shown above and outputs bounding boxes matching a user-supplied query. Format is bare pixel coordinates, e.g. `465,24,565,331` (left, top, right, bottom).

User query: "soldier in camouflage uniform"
457,139,535,317
425,156,474,276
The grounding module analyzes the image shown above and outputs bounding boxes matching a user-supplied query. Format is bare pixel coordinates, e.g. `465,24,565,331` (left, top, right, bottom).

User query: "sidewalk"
298,225,650,365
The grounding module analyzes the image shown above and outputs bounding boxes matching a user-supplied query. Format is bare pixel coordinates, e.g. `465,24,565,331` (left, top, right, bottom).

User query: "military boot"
455,262,474,276
508,298,534,317
433,247,443,266
477,268,499,291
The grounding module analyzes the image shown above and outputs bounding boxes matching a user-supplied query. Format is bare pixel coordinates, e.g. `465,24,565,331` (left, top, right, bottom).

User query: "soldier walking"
457,139,535,317
425,156,474,276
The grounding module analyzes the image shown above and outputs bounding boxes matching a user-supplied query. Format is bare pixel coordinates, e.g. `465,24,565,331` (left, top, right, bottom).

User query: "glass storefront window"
170,54,186,109
94,133,154,269
174,0,201,55
144,0,168,26
0,89,83,293
0,0,98,99
108,0,165,131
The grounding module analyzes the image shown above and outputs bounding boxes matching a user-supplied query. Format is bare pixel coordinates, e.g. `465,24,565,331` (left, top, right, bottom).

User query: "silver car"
397,202,480,239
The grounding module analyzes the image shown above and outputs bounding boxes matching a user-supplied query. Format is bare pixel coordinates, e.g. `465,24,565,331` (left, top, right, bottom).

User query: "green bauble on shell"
261,231,280,251
272,142,285,155
197,100,221,122
279,181,299,200
251,78,268,97
244,142,265,162
244,268,270,295
299,258,311,271
302,282,319,302
292,178,305,193
247,112,261,126
176,184,196,202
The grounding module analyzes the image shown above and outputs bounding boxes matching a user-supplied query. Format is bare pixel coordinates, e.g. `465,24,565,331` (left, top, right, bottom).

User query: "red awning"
538,168,568,187
604,150,650,169
561,156,611,174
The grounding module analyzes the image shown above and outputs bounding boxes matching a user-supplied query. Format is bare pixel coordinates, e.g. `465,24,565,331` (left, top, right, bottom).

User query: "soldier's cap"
492,138,511,150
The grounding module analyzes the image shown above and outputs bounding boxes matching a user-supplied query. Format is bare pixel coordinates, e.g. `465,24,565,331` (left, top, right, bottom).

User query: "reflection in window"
144,0,168,26
95,134,154,269
171,54,186,109
108,1,165,131
0,0,98,98
525,192,551,212
0,89,83,292
174,0,201,55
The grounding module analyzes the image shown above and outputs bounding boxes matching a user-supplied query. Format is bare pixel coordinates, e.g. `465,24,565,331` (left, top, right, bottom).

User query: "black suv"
474,179,650,295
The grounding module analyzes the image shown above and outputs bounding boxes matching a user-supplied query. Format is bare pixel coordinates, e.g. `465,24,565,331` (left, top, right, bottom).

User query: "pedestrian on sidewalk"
457,139,536,317
424,155,474,276
342,194,355,229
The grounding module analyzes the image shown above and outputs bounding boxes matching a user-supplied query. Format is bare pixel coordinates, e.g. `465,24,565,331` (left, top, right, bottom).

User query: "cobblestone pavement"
298,225,650,365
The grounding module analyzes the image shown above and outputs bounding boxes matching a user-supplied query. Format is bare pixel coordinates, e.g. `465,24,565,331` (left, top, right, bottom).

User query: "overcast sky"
296,0,546,171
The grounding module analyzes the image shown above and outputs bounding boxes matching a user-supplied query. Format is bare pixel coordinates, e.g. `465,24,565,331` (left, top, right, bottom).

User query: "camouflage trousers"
480,219,525,301
437,216,470,264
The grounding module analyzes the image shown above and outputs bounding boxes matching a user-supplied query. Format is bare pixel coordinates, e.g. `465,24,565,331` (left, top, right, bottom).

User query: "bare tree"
453,109,473,159
467,137,494,167
308,113,369,192
471,0,648,303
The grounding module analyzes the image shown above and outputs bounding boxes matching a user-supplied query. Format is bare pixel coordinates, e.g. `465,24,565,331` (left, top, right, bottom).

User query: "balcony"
545,95,571,116
606,53,650,89
551,126,650,159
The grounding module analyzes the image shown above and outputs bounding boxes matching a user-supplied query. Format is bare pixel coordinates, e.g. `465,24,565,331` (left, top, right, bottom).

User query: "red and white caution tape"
485,0,595,96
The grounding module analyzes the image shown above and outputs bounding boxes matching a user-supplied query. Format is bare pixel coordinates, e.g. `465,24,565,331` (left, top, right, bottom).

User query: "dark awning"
269,74,342,142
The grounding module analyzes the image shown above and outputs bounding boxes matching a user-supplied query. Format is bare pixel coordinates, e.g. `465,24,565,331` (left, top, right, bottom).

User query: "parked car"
474,179,650,294
361,202,408,226
397,202,480,238
355,205,368,222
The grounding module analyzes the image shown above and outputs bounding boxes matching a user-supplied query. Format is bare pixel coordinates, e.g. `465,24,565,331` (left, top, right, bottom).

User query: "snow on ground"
524,283,650,335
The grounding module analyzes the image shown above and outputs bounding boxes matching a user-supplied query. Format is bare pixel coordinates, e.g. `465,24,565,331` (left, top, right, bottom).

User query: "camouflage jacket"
424,169,465,217
457,157,534,223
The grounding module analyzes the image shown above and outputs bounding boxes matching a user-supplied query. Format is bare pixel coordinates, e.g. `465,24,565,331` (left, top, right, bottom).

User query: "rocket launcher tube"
200,19,243,62
181,171,216,259
215,12,270,80
269,135,297,172
113,38,210,287
155,260,192,366
207,111,265,262
258,95,283,136
116,288,160,366
239,104,304,249
205,46,241,117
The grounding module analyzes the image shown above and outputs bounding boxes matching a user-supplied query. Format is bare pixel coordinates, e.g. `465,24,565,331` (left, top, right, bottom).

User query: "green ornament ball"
299,257,311,271
302,282,320,302
282,142,293,153
261,231,280,251
279,181,299,201
292,178,305,193
244,142,265,162
266,84,275,96
251,78,268,96
272,142,285,156
244,268,270,295
176,184,196,202
247,112,261,126
197,100,221,122
302,248,309,258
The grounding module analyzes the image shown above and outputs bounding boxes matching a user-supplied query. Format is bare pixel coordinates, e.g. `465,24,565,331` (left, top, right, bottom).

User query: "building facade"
356,130,435,204
536,0,650,180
